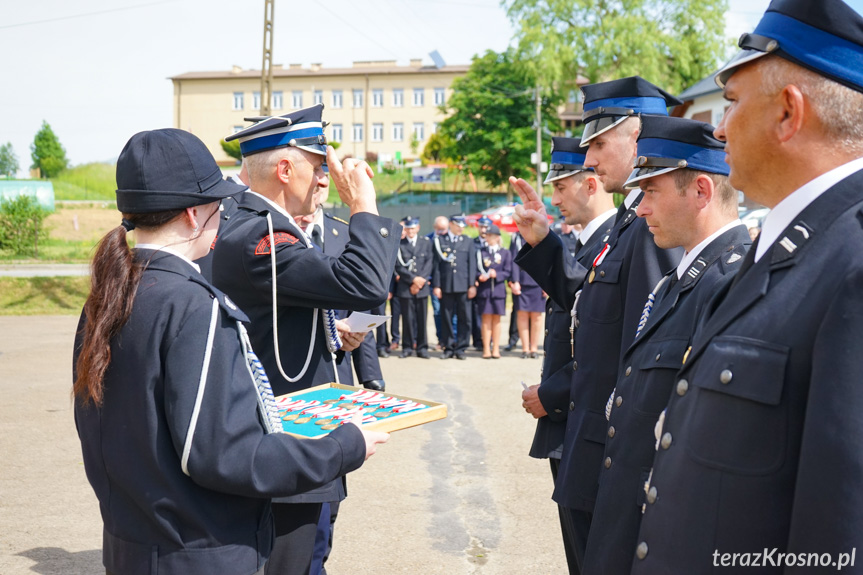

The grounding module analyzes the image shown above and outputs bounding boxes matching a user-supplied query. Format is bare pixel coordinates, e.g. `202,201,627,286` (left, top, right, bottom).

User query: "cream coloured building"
171,60,469,166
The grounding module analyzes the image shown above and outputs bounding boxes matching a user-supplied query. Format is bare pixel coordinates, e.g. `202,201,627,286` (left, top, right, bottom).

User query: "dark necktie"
311,226,323,250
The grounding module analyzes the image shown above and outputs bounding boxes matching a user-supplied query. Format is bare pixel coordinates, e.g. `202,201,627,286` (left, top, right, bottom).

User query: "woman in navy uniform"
72,129,387,575
509,231,545,357
474,225,512,358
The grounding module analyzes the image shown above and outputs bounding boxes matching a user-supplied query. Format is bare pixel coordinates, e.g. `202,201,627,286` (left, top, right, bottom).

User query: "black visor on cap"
582,115,630,144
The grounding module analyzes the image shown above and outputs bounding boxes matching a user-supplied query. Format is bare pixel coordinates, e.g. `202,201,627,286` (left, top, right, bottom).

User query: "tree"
504,0,730,95
0,143,18,178
30,121,68,178
220,138,242,163
421,132,457,165
437,49,561,193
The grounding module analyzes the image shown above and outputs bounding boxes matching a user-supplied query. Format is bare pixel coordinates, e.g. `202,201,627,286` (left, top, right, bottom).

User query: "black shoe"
441,350,454,359
503,344,514,352
377,348,390,358
362,379,386,391
400,350,415,358
417,350,430,359
455,352,467,360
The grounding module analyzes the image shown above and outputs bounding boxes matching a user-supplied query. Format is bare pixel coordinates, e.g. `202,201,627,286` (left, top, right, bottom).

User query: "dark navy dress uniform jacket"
432,234,477,293
211,192,398,503
529,216,614,461
584,224,750,575
516,201,682,512
73,251,365,575
633,171,863,573
395,236,434,299
321,213,383,386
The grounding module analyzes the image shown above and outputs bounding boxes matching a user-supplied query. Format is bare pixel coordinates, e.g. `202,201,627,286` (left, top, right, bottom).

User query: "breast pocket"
583,258,623,324
632,337,689,416
685,336,789,475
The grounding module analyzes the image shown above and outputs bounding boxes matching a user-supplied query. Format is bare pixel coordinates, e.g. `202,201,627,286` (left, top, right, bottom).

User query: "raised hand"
509,176,550,247
326,146,378,216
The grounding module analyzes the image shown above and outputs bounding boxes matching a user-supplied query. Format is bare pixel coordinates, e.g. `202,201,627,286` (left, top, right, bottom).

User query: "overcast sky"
0,0,826,173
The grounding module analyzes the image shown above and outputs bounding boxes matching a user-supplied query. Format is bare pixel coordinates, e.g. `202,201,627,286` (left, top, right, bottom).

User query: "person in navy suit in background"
474,224,512,359
395,216,433,358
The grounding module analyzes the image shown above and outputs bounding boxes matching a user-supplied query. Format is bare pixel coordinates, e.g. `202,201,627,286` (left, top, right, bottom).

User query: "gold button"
615,396,623,407
599,270,606,278
636,542,648,559
647,486,657,504
608,426,616,438
604,457,612,469
676,379,689,396
625,366,632,376
661,432,672,449
720,369,733,384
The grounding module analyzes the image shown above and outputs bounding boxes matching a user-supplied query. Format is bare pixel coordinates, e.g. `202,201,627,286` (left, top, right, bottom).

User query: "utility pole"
535,83,542,194
260,0,275,116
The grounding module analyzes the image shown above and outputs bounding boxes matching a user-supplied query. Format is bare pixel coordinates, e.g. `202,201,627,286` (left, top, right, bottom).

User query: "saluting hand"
326,146,379,217
510,176,550,247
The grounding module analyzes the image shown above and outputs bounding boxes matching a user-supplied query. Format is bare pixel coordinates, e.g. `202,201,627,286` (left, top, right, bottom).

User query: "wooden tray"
274,383,447,438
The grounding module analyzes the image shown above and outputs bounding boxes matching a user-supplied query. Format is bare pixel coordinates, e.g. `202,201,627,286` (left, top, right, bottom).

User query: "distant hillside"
52,163,116,201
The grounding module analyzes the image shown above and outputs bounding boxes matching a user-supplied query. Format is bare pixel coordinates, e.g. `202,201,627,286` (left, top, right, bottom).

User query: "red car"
466,204,554,233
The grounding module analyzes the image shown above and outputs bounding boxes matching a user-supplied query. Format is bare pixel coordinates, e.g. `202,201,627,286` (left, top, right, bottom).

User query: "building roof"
171,62,471,81
678,70,722,101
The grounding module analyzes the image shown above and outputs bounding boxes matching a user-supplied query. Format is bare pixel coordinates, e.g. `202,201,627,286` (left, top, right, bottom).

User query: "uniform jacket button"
615,395,623,407
625,366,632,376
380,227,389,238
604,457,612,469
544,328,549,336
608,426,616,438
569,401,575,411
647,486,657,504
599,270,606,278
676,379,689,396
661,432,672,449
636,542,649,559
720,369,733,384
572,361,578,371
655,353,661,361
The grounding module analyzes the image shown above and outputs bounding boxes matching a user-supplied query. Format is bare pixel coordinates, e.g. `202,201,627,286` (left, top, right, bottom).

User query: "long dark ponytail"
74,209,184,406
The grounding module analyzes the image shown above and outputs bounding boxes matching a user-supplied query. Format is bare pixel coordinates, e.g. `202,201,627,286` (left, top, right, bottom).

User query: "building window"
434,87,445,106
372,123,383,142
413,88,424,107
353,89,364,108
392,123,404,142
292,90,303,109
568,90,578,103
253,92,261,110
432,122,439,134
332,90,343,109
314,90,323,106
233,92,244,110
352,123,364,142
372,89,383,107
232,125,244,134
392,89,404,108
413,122,424,141
331,124,343,143
272,91,283,110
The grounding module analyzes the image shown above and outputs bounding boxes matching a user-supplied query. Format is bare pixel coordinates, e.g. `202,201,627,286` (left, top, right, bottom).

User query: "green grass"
51,163,116,201
0,238,98,263
0,276,89,315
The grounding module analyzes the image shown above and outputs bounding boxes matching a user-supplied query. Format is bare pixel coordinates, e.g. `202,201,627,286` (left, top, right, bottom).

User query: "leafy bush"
0,195,50,256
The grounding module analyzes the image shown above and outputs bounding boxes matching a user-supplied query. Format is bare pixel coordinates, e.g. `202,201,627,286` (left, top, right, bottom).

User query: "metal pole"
535,84,542,194
260,0,274,116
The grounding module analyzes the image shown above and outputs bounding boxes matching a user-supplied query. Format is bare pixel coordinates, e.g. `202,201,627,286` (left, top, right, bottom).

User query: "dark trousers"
440,291,470,353
373,301,389,350
431,291,442,342
550,458,585,575
400,296,429,352
471,297,482,348
507,307,519,347
390,297,401,345
311,501,339,575
266,502,323,575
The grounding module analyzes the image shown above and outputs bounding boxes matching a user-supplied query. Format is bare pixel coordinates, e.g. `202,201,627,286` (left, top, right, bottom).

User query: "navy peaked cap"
625,116,728,188
717,0,863,92
487,224,501,235
116,129,245,214
477,215,493,227
225,104,328,157
581,76,683,143
402,216,419,227
450,214,467,227
545,136,590,184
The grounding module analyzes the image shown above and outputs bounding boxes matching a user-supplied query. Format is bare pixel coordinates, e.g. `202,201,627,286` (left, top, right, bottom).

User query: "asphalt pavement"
0,315,568,575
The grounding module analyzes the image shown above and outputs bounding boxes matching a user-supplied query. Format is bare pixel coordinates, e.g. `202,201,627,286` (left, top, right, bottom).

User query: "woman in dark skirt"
475,226,512,358
509,231,546,358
